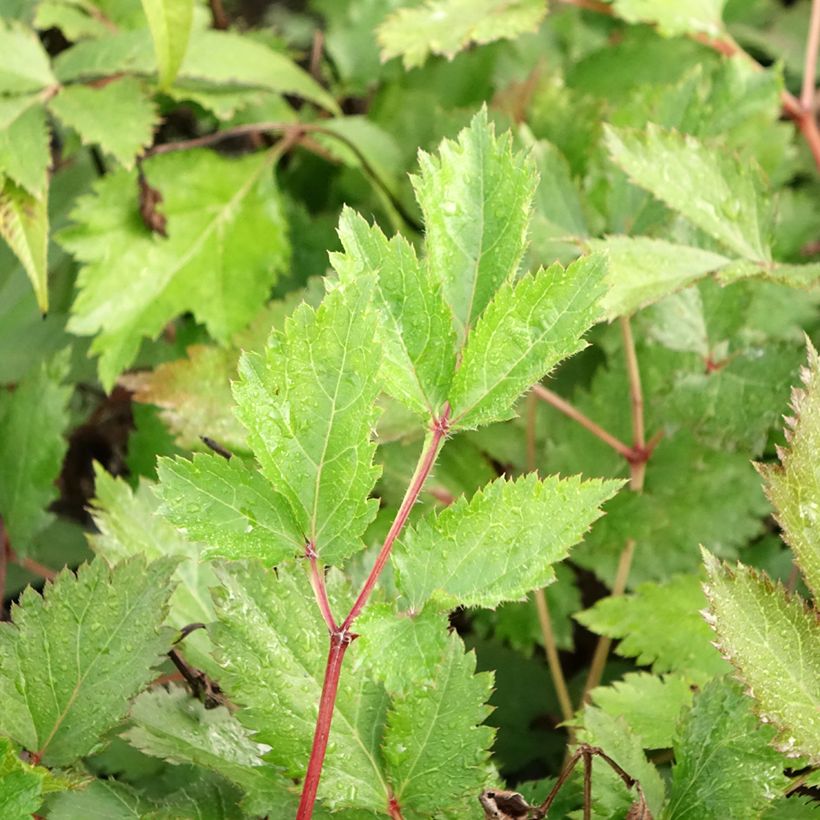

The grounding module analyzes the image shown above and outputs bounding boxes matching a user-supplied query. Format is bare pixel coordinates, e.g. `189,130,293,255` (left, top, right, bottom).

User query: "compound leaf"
62,149,290,389
757,340,820,598
577,574,729,682
233,278,382,565
124,686,286,800
449,254,606,430
665,678,790,819
605,124,771,263
703,552,820,764
87,468,217,671
0,556,178,767
395,473,622,611
384,633,494,815
378,0,546,69
48,77,159,168
210,563,391,812
412,108,537,344
155,453,302,564
0,356,70,552
595,235,730,319
331,207,456,419
588,672,694,750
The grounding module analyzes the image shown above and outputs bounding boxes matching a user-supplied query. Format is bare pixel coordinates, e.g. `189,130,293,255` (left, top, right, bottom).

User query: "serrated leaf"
449,254,606,430
331,207,456,418
665,678,790,819
179,29,340,115
48,780,146,820
155,453,302,564
588,672,694,749
0,736,53,819
53,30,157,82
48,76,158,168
233,279,382,565
124,686,285,798
210,563,391,811
595,236,730,319
0,556,178,766
577,708,666,818
0,104,50,197
613,0,727,38
605,124,771,262
356,604,451,694
577,574,728,682
378,0,546,69
62,149,290,389
0,356,69,551
121,281,326,451
757,341,820,598
34,2,112,41
384,632,494,815
395,473,622,611
0,177,49,313
0,20,56,94
702,552,820,763
412,108,537,343
140,0,193,89
87,468,217,671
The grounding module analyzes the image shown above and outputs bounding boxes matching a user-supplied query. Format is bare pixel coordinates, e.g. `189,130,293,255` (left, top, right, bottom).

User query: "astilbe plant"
154,109,621,817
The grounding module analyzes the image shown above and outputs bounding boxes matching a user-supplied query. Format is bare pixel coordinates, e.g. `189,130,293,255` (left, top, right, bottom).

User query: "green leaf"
179,30,341,115
595,236,731,319
702,551,820,764
0,20,55,94
384,633,494,815
576,574,729,682
0,177,49,314
0,104,49,197
448,254,606,430
62,148,290,389
331,207,456,418
87,467,217,671
155,453,302,564
124,686,287,799
665,678,790,819
233,279,382,565
121,281,326,451
356,604,451,694
613,0,727,38
0,355,69,551
34,1,112,40
758,340,820,598
588,672,694,749
605,124,772,262
0,736,57,819
412,108,537,343
0,556,178,766
140,0,193,89
53,30,157,82
210,563,391,812
395,473,622,611
48,76,159,168
48,780,146,820
576,707,666,818
378,0,547,69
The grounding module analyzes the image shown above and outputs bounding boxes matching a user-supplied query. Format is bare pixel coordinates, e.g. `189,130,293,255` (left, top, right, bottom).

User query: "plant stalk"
297,407,451,818
620,317,646,493
532,384,635,461
801,0,820,111
580,539,636,701
534,588,574,724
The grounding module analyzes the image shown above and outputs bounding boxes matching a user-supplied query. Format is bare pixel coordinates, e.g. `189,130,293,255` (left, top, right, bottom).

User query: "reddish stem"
296,632,353,819
342,405,451,632
297,406,451,818
306,541,338,633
